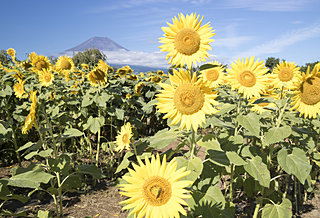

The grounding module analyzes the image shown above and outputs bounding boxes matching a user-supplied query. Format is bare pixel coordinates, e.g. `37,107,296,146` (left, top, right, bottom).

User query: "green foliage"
72,48,107,67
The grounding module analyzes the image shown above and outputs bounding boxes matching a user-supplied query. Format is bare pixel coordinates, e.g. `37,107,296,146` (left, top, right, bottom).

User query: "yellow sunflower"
159,13,215,69
30,90,37,113
114,122,133,152
28,52,38,62
290,64,320,118
199,61,226,88
87,67,107,86
134,82,145,96
97,59,113,74
117,66,133,77
20,61,32,71
157,70,164,76
156,68,219,131
271,61,300,90
22,112,36,134
140,72,146,77
119,153,192,218
55,55,75,73
226,57,268,99
127,74,139,81
31,54,51,73
13,81,28,99
81,63,89,70
6,48,16,61
39,69,54,87
150,75,162,83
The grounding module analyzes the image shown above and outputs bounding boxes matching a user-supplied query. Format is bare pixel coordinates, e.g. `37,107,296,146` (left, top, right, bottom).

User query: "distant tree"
0,49,12,65
72,48,107,68
299,61,319,73
265,57,280,73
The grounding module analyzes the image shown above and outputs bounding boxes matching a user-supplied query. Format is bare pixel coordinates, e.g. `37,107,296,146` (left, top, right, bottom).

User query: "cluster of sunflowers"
115,13,320,218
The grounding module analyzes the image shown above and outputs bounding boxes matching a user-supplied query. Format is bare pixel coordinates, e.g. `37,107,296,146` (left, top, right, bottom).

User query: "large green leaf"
262,199,292,218
83,116,105,134
265,126,291,145
176,157,203,183
199,185,226,207
226,151,246,166
77,164,104,180
148,128,179,149
244,156,270,188
236,113,260,137
62,128,84,138
115,151,134,174
115,108,125,120
277,148,312,183
207,150,230,166
198,137,221,150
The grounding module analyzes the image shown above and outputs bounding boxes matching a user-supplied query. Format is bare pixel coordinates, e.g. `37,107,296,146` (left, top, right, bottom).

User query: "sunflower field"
1,12,320,218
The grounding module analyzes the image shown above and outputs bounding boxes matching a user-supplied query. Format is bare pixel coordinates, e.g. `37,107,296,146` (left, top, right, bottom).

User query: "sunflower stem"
95,106,101,167
132,140,138,157
276,98,288,128
190,128,196,160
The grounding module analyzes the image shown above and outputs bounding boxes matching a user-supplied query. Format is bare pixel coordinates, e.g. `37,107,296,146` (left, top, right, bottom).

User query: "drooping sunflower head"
22,112,36,134
271,61,300,90
7,48,16,61
290,63,320,118
31,55,51,73
226,56,268,99
127,74,139,81
134,82,146,96
30,90,37,113
159,13,215,69
87,67,107,86
199,60,226,88
150,75,162,83
97,59,112,74
117,66,133,77
39,69,54,87
55,55,75,72
13,81,28,99
119,153,192,218
156,70,164,76
156,68,219,131
114,122,133,152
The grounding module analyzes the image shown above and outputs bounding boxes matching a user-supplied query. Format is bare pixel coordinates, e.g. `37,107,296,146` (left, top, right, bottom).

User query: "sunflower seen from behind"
226,56,268,99
119,153,192,218
159,13,215,69
199,60,226,88
290,63,320,118
271,61,300,91
114,122,133,152
156,68,219,131
7,48,16,62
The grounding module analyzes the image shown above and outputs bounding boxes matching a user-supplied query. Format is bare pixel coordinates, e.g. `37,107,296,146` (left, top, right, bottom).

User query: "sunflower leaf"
236,113,260,137
262,199,292,218
244,156,270,188
265,126,291,145
199,64,219,71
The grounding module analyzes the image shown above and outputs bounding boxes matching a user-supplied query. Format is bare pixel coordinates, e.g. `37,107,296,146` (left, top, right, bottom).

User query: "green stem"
132,140,138,157
294,177,298,214
56,172,63,217
95,108,101,167
229,164,235,201
276,98,288,128
253,188,264,218
52,194,59,216
44,111,58,158
12,128,22,167
190,128,196,160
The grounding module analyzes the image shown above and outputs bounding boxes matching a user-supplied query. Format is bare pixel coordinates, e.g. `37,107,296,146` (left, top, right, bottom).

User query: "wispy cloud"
232,22,320,59
102,50,169,68
223,0,316,11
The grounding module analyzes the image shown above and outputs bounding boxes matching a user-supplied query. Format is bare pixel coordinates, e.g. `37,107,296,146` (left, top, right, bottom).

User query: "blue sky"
1,0,320,68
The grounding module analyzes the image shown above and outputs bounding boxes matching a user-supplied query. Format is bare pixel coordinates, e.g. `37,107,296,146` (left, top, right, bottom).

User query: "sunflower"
226,57,268,99
20,61,32,71
199,60,226,88
157,70,164,76
38,69,54,87
7,48,16,61
55,55,75,73
150,75,162,83
22,90,37,134
156,68,219,131
30,90,37,113
140,72,146,77
159,13,215,69
119,153,192,218
28,52,38,62
114,122,133,152
134,82,145,96
87,67,107,86
271,61,300,90
127,74,139,81
290,64,320,118
13,81,28,99
97,59,113,74
117,66,133,77
81,63,89,70
126,93,132,99
31,54,51,73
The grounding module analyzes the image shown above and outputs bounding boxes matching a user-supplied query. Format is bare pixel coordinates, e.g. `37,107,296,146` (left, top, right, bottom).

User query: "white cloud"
102,50,169,68
232,22,320,59
223,0,316,11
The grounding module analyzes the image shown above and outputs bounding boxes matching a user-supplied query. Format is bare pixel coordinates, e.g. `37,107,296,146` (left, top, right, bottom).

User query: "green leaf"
62,128,84,138
81,94,93,107
149,128,179,149
8,168,54,189
142,99,157,114
199,64,219,71
277,148,312,183
262,199,292,218
216,103,236,115
198,138,221,150
77,164,103,180
115,108,125,120
38,149,53,158
0,123,9,135
244,156,270,188
226,151,246,166
207,150,230,166
176,157,203,183
265,126,291,145
17,142,34,152
83,116,105,134
199,185,226,207
115,151,134,174
236,113,260,137
37,210,51,218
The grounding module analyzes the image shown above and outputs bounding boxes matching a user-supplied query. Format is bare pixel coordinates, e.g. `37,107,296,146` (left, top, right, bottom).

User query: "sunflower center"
174,84,204,115
44,73,52,82
92,69,105,80
60,59,72,70
238,70,256,87
142,176,172,206
174,28,200,55
278,68,293,82
36,61,47,70
300,76,320,105
205,68,219,81
122,133,129,144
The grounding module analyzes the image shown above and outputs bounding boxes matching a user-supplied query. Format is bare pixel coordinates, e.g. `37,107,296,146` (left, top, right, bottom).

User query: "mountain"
65,36,128,52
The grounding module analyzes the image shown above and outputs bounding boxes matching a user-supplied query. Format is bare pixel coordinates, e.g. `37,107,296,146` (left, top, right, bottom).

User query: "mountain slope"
65,36,128,52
